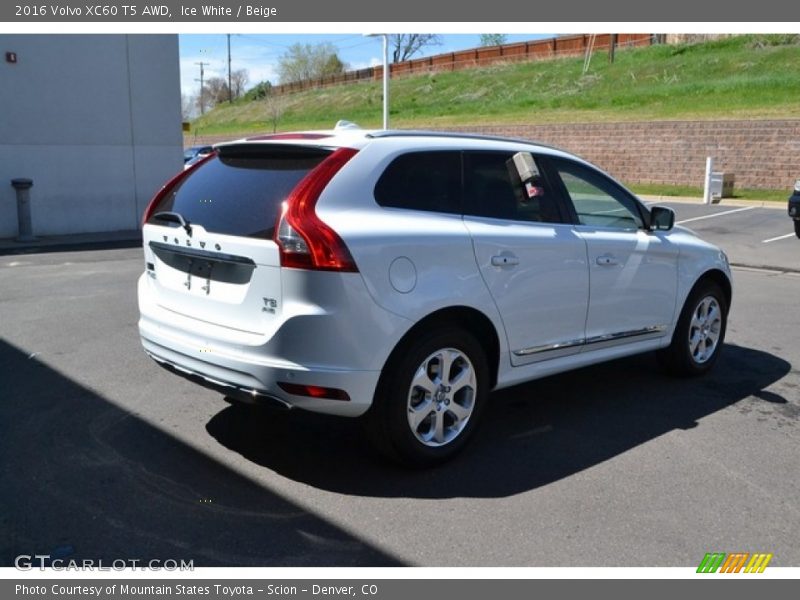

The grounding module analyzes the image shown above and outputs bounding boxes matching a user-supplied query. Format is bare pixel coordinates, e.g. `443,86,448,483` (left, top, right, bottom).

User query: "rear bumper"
139,317,381,417
137,271,407,417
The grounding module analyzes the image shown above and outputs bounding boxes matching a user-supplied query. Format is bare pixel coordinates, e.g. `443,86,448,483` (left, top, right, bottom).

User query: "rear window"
149,146,330,238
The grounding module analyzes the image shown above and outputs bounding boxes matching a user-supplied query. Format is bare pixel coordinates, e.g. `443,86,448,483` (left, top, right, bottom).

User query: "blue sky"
179,34,549,98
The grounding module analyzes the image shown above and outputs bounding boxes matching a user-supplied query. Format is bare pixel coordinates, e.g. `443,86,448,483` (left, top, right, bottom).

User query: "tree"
201,77,229,106
181,93,196,121
480,34,507,47
194,89,212,115
278,42,347,83
389,34,442,63
262,93,286,133
229,69,249,100
198,69,251,110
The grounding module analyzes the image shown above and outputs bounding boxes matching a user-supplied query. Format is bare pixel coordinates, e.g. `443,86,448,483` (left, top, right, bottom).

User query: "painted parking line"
675,206,756,225
762,233,797,244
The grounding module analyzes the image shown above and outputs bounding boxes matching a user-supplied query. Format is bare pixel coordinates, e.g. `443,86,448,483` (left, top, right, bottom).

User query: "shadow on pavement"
0,339,399,567
207,344,791,499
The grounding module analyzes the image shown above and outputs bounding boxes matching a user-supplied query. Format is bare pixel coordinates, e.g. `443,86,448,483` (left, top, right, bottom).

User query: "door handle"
491,255,520,267
596,254,619,266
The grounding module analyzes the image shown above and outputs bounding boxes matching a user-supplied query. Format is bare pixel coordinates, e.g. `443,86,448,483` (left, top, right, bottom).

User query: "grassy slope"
628,183,788,202
191,35,800,135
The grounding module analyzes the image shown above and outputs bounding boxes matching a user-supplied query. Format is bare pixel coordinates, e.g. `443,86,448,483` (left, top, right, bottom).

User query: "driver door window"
553,160,643,230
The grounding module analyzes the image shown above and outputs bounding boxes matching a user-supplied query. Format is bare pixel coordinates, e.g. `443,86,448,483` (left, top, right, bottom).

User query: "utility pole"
195,61,210,115
227,34,232,103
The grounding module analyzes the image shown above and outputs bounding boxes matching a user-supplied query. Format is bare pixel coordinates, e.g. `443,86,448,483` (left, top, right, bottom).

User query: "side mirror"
649,206,675,231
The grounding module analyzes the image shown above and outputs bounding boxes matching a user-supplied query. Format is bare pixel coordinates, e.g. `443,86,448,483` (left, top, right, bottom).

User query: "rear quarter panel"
316,141,510,357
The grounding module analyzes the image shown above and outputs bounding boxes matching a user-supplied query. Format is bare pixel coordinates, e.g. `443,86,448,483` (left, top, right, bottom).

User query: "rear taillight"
275,147,359,272
141,152,216,226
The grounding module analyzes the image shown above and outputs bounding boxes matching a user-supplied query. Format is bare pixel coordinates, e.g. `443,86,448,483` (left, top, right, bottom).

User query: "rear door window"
463,151,563,223
148,145,330,238
374,151,462,214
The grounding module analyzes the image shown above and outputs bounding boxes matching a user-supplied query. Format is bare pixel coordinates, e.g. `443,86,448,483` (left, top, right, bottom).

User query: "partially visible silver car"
183,145,213,166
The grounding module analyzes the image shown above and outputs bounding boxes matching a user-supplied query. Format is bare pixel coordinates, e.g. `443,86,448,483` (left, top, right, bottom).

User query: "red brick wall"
185,120,800,190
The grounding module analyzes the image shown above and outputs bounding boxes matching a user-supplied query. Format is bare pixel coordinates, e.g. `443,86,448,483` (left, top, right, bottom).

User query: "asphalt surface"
1,203,798,567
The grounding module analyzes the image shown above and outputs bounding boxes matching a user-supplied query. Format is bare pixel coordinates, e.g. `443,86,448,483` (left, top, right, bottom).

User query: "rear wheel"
658,280,727,376
794,220,800,239
366,327,489,467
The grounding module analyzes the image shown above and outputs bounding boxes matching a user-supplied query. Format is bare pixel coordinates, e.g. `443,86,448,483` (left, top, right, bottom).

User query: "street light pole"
382,34,389,130
366,33,390,130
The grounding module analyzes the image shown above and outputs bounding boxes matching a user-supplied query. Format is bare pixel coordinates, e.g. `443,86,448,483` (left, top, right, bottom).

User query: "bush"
244,81,273,101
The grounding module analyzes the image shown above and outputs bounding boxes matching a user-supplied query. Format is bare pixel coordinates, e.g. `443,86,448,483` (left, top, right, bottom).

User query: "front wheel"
365,327,490,467
658,280,728,377
794,219,800,239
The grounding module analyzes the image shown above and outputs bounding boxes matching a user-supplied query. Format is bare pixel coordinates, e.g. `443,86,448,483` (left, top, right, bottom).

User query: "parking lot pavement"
1,234,799,567
644,199,797,272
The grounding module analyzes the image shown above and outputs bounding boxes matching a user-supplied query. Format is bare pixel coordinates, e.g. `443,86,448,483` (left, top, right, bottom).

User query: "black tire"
658,279,728,377
364,327,490,467
794,220,800,239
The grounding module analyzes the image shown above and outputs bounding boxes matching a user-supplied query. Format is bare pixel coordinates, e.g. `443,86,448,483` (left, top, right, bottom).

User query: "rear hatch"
142,143,332,335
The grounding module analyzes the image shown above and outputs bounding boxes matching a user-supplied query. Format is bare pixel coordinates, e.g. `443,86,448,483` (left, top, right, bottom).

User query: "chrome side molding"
513,338,585,357
513,325,667,357
585,325,667,345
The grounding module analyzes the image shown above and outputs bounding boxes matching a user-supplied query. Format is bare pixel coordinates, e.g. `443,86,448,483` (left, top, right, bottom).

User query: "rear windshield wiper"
152,211,192,236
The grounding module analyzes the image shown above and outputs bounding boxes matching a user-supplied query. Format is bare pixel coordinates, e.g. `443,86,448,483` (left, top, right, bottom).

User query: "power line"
237,33,366,52
336,38,378,51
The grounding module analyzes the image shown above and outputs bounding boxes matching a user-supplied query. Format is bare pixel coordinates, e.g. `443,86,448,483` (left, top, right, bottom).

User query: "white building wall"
0,34,182,237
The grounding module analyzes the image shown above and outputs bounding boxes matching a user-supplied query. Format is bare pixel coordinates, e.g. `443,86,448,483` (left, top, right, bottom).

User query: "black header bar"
2,0,799,23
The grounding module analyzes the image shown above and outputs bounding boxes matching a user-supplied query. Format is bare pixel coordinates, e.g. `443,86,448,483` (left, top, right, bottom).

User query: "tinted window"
552,158,643,230
463,152,561,223
149,147,329,238
374,152,461,214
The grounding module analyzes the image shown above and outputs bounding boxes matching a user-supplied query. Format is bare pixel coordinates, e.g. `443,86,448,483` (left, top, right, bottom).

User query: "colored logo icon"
697,552,773,573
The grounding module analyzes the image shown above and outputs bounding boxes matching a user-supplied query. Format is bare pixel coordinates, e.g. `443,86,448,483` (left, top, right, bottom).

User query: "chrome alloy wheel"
406,348,477,447
688,295,722,364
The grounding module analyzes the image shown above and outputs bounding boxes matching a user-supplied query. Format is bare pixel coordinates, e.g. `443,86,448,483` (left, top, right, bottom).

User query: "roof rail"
366,129,562,152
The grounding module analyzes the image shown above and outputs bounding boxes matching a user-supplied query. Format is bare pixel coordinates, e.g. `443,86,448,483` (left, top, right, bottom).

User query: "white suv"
138,126,732,465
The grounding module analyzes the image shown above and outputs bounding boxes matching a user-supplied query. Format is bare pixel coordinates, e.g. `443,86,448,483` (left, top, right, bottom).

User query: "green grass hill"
190,35,800,137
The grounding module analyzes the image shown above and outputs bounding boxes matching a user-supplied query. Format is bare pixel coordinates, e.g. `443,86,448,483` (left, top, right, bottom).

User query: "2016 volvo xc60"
138,126,731,465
